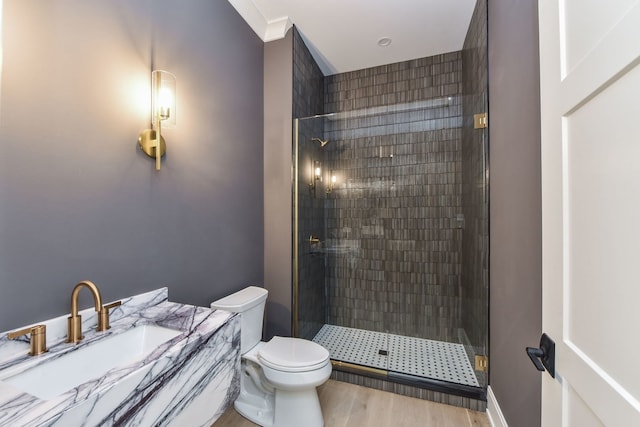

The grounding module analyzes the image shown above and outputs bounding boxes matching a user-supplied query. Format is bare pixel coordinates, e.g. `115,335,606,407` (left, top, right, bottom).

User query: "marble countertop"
0,288,237,426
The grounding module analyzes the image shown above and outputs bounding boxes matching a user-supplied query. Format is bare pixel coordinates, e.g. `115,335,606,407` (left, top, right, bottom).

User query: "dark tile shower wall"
461,0,489,353
325,53,461,113
292,28,324,118
332,370,486,411
323,54,465,342
292,27,326,340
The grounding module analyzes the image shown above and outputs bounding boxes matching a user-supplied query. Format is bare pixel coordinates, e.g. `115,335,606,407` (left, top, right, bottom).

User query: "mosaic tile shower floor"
313,324,479,387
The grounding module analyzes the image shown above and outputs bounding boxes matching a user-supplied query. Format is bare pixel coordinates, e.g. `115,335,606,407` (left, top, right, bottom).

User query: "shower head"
311,137,330,148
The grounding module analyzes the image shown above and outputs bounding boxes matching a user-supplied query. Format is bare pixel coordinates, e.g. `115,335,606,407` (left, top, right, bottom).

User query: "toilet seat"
258,336,330,373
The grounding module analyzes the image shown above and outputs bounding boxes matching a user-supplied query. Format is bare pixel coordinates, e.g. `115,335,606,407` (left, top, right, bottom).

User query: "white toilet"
211,286,331,427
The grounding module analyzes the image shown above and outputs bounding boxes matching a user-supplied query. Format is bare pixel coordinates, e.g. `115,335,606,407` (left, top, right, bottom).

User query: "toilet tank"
210,286,268,354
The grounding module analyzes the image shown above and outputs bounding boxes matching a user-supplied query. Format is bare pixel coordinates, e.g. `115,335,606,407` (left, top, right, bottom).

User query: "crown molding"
228,0,292,42
264,16,293,42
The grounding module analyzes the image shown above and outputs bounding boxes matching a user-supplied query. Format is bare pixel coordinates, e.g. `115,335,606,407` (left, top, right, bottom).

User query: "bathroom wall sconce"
138,70,176,171
327,173,337,193
309,160,322,196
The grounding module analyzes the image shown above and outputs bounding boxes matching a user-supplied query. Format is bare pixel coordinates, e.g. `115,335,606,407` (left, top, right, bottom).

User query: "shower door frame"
292,112,488,401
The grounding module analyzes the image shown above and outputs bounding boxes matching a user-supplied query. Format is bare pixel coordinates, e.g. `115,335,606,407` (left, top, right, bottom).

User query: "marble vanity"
0,288,240,426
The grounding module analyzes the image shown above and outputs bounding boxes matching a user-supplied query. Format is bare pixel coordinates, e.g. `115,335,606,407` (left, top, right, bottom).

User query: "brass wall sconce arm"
138,129,166,170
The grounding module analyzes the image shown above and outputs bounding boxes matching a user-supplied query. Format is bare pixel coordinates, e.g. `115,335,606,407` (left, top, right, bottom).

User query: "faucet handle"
97,300,122,332
7,324,48,356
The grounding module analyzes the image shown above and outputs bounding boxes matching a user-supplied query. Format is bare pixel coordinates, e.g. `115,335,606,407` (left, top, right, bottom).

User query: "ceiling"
228,0,477,76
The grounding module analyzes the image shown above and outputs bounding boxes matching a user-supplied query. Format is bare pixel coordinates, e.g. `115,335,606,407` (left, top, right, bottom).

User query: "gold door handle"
309,235,321,244
7,324,48,356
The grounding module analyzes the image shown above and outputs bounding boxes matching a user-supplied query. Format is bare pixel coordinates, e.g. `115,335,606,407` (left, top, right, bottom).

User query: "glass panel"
295,0,488,395
294,117,327,340
460,0,489,389
296,95,487,389
320,99,463,343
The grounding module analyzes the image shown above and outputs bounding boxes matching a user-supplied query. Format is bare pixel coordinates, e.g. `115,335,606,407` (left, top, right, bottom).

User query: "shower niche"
292,0,488,409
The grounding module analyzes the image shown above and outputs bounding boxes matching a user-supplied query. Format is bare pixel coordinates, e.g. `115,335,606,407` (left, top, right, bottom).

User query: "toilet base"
234,359,328,427
235,385,324,427
234,358,275,426
235,398,274,427
274,388,324,427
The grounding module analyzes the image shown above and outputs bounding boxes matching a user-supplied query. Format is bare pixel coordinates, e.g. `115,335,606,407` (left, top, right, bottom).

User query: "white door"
538,1,640,425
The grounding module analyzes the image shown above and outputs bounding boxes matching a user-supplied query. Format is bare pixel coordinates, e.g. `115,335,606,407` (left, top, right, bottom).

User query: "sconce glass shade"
313,161,322,181
138,70,176,171
309,160,323,197
151,70,176,128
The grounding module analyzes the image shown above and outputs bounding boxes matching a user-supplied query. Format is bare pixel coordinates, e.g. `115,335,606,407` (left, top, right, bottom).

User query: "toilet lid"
259,337,329,372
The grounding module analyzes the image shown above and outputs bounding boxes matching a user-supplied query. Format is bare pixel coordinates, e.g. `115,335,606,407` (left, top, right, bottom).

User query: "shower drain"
313,324,479,387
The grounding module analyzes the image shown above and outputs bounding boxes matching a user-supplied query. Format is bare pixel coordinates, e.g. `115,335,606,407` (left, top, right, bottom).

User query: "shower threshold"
312,324,485,400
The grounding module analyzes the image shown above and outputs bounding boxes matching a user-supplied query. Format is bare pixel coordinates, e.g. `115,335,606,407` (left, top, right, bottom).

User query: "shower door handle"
526,333,555,378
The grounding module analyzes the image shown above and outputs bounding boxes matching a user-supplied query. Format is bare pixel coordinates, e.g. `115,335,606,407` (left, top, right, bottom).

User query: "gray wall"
0,0,264,332
488,0,542,426
263,30,294,338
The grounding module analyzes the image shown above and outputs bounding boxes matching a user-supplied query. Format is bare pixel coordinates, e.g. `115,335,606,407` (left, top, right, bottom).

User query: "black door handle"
526,347,546,371
526,333,555,378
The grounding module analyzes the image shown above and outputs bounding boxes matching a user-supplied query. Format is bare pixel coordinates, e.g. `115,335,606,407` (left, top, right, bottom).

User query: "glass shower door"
293,0,489,399
293,117,327,341
294,100,488,398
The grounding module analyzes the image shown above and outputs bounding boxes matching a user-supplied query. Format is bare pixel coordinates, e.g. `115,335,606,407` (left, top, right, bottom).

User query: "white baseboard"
486,386,509,427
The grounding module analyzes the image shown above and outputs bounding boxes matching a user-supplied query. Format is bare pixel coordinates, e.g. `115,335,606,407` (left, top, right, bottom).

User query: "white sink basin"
3,324,182,400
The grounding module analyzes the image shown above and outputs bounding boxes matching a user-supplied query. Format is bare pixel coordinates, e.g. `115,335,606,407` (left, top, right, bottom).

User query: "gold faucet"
67,281,121,343
7,324,48,356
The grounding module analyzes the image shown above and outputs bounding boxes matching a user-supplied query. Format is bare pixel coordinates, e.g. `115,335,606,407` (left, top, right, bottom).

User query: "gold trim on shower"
293,118,300,338
331,360,388,377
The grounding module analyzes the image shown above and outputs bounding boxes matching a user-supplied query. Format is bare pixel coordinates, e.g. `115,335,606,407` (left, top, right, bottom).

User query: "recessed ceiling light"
377,37,392,47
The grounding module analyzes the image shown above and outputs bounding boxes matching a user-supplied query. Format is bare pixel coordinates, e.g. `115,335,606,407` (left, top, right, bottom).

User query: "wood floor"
213,380,491,427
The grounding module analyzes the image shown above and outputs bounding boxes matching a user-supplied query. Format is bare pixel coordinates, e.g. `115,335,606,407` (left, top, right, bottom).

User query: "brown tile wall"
293,28,324,118
331,370,486,411
322,53,465,342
